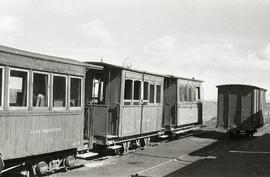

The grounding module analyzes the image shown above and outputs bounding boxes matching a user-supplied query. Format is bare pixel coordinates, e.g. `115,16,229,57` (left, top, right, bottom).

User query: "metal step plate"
107,145,122,150
159,135,169,138
76,152,99,159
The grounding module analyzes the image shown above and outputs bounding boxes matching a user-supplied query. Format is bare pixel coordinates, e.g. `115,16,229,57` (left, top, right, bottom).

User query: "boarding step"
159,135,169,139
76,152,98,159
107,145,122,150
174,125,199,134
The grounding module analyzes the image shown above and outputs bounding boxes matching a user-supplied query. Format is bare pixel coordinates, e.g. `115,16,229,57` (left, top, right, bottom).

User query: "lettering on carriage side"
30,128,62,135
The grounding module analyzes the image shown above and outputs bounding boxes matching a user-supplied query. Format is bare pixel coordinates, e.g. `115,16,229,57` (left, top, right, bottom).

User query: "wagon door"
228,90,242,129
241,88,253,130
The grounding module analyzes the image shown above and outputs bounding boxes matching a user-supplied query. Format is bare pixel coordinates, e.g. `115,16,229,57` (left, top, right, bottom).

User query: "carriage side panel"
0,112,83,160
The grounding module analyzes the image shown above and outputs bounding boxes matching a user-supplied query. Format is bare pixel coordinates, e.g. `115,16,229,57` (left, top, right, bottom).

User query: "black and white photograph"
0,0,270,177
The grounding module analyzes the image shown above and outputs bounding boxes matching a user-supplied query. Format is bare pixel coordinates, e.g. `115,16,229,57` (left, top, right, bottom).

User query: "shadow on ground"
165,130,270,177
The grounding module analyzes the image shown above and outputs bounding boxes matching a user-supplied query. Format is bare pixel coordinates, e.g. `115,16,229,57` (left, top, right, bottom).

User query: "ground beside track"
167,124,270,177
49,122,270,177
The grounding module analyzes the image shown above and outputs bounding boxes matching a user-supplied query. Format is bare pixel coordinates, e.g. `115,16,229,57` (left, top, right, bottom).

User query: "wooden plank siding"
177,103,200,126
163,76,203,129
216,85,267,132
0,52,85,76
141,105,163,134
87,64,165,144
92,106,109,137
0,112,83,160
0,46,101,161
121,106,142,137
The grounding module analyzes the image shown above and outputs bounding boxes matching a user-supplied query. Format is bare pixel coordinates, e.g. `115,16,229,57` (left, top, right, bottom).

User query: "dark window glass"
184,86,189,101
133,81,141,100
196,87,200,100
9,70,28,107
124,80,132,100
156,85,161,103
150,84,155,103
189,87,193,101
53,75,66,107
143,82,149,100
70,78,81,107
33,73,48,107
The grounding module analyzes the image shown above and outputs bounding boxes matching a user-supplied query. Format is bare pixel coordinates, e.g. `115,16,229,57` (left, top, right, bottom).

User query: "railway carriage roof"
217,84,267,91
86,62,165,77
87,62,202,82
165,74,203,82
0,45,102,69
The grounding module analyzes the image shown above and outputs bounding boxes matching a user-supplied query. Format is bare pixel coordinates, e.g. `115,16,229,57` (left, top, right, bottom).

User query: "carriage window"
143,82,149,100
192,87,196,101
0,68,3,107
156,85,161,103
150,84,155,103
133,81,141,100
33,73,49,107
92,78,104,104
124,80,132,100
53,75,66,107
70,77,82,107
196,87,200,100
9,69,28,107
189,87,193,102
184,86,189,101
179,86,185,102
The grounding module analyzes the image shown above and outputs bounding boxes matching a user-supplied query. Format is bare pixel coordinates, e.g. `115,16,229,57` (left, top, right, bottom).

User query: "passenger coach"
84,62,165,153
0,45,101,175
163,75,203,135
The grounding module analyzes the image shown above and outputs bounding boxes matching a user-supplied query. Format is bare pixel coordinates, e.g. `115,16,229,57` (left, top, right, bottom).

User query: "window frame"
133,80,142,105
179,85,185,102
155,84,162,104
69,76,83,110
124,79,133,105
32,71,50,110
0,66,4,110
143,81,150,104
52,73,67,110
8,67,29,110
149,83,156,104
184,85,189,102
196,86,201,101
91,77,104,104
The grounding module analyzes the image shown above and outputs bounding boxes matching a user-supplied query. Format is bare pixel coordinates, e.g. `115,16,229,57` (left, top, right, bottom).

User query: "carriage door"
84,71,105,148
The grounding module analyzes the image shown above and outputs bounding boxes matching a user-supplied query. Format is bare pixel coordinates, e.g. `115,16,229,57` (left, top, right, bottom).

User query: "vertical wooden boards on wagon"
85,62,164,149
163,75,203,134
0,45,102,174
216,84,267,136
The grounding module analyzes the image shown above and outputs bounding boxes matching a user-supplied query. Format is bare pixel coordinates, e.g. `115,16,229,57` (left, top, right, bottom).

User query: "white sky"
1,0,270,101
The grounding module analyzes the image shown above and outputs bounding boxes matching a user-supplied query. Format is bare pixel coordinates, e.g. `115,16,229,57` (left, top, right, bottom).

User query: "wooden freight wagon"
0,45,102,176
217,84,267,136
85,62,165,153
163,75,203,135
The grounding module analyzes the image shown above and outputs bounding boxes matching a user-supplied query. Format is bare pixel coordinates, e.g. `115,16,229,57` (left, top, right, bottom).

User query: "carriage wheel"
64,155,76,168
